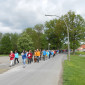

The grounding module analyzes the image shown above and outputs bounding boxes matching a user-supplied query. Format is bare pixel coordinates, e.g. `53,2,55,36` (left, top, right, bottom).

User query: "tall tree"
24,28,39,49
34,24,44,49
17,32,34,52
0,32,2,41
45,19,66,49
40,34,48,50
0,35,12,54
62,11,85,54
10,33,20,51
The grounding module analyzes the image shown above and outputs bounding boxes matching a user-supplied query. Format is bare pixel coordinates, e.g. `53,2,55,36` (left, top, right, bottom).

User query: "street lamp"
45,14,70,61
48,43,51,50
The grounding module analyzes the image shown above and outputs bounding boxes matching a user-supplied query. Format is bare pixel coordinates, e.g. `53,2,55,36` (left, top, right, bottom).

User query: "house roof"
81,44,85,49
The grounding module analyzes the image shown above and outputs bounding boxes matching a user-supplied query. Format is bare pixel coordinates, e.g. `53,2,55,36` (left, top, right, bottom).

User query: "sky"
0,0,85,33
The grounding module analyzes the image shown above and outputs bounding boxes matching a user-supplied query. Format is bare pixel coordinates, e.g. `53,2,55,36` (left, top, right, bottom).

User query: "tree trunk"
73,49,75,55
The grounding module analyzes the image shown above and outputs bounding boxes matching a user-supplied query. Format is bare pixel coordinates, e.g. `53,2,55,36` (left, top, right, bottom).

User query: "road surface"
0,54,67,85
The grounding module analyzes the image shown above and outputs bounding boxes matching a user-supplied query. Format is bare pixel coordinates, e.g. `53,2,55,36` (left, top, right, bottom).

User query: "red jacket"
27,53,32,59
9,53,15,60
54,51,56,54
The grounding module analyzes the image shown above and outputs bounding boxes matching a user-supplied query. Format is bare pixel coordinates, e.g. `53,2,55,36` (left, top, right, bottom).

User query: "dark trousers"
43,55,45,61
49,54,50,59
28,58,31,64
53,54,55,57
37,56,39,62
14,58,19,64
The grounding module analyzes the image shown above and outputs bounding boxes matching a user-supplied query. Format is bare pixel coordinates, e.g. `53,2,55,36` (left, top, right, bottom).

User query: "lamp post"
48,43,51,50
45,14,70,61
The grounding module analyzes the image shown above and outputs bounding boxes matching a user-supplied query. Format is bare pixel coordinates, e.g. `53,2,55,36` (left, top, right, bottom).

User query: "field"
63,54,85,85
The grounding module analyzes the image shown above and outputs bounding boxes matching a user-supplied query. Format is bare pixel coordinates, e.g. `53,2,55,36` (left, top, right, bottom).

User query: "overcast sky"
0,0,85,33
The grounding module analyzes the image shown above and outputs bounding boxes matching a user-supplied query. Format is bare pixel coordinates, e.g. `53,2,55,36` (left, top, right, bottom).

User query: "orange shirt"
36,51,40,56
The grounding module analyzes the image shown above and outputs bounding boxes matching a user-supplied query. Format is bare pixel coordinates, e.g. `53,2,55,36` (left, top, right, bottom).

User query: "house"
77,44,85,52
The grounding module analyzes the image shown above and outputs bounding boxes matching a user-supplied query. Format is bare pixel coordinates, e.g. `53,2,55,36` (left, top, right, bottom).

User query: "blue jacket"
15,53,19,58
42,50,46,56
22,53,26,59
51,51,54,55
46,52,49,56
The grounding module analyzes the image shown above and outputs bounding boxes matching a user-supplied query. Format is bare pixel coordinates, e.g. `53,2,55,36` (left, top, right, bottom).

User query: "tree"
40,34,48,50
24,28,39,49
62,11,85,54
45,19,66,49
17,32,34,52
34,24,44,33
10,33,20,51
0,32,2,41
0,35,12,54
33,24,44,49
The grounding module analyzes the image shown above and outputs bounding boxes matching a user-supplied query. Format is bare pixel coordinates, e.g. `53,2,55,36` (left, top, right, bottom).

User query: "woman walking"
27,50,32,64
9,51,15,67
36,49,40,62
46,50,49,59
21,50,26,68
14,50,19,65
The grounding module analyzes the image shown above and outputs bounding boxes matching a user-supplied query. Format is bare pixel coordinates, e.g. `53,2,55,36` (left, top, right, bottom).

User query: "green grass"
63,55,85,85
75,51,85,55
0,69,9,74
0,54,9,57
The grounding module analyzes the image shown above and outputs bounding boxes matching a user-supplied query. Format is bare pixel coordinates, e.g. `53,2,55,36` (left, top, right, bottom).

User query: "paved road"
0,54,67,85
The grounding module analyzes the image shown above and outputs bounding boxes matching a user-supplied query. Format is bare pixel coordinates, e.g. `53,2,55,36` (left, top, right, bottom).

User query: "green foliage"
24,28,39,49
17,32,34,52
0,35,12,54
62,11,85,53
24,27,48,50
33,24,44,49
0,11,85,54
0,32,2,41
63,55,85,85
34,24,44,33
40,34,48,50
10,33,20,51
75,51,85,55
45,19,66,49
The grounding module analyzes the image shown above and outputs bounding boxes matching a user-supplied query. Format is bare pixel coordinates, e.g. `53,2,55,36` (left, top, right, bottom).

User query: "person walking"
27,50,32,64
49,50,51,59
9,51,15,67
51,50,54,57
21,50,26,68
46,50,49,59
53,50,56,57
14,50,19,65
26,50,29,64
36,49,40,62
42,49,46,61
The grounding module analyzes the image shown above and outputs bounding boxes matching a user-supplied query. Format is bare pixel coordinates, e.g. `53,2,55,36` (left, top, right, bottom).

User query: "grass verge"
0,54,9,57
63,55,85,85
75,51,85,55
0,69,9,74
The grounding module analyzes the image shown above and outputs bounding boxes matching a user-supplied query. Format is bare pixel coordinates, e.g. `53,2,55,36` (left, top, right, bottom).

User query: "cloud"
0,23,22,33
0,0,85,33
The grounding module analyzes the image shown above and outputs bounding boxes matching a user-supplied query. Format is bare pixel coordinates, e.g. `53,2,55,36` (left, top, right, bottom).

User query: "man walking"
42,49,46,61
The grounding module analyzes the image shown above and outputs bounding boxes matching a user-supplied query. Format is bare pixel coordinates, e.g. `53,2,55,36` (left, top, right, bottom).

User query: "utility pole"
48,43,51,50
45,14,70,61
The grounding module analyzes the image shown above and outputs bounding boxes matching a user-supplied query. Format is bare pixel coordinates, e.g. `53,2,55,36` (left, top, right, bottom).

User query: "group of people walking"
9,49,56,68
9,50,19,67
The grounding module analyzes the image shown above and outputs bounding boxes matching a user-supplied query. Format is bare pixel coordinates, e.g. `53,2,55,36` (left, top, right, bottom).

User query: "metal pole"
48,43,49,50
45,14,70,60
64,19,70,61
